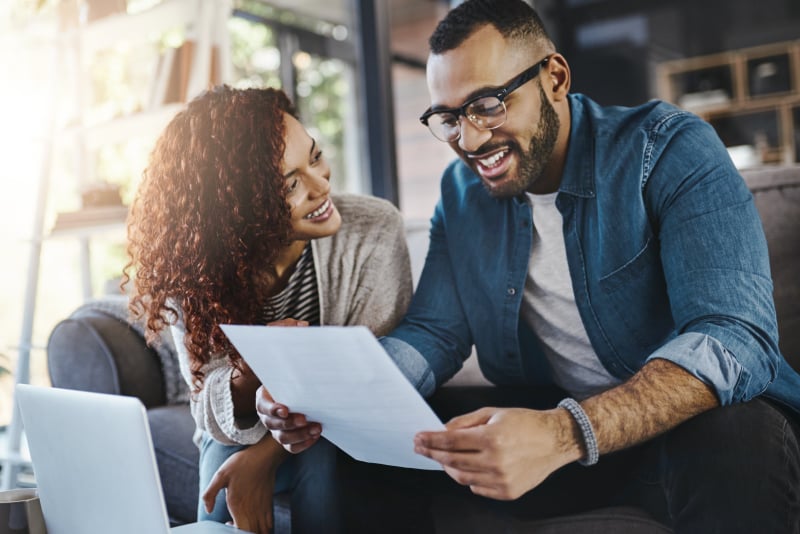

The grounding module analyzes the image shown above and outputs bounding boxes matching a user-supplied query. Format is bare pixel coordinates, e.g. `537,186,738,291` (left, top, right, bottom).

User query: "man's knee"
660,398,800,532
665,398,798,467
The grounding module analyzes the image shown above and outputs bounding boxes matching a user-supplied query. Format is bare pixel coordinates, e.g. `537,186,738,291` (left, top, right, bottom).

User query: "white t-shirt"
521,192,622,400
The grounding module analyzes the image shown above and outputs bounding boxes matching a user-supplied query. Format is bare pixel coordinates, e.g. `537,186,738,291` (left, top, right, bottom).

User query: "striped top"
261,244,320,325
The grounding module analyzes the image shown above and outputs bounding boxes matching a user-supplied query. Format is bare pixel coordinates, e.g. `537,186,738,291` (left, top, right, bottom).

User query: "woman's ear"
547,53,571,101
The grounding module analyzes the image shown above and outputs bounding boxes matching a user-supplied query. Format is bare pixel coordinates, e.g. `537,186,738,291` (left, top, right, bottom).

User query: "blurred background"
0,0,799,445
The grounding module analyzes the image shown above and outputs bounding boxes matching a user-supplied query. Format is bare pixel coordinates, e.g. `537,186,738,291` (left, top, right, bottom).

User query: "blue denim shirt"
384,93,800,416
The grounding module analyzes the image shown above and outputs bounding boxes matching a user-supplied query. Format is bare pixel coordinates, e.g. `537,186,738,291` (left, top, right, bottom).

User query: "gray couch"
46,165,800,533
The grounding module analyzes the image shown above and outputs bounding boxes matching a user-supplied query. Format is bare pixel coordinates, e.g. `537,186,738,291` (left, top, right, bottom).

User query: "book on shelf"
50,205,129,234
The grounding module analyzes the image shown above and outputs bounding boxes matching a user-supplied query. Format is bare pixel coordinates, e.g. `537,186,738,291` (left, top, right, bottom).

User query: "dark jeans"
339,387,800,534
198,433,342,534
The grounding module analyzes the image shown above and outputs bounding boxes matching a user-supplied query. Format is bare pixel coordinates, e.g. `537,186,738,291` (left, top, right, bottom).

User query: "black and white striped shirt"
261,244,320,325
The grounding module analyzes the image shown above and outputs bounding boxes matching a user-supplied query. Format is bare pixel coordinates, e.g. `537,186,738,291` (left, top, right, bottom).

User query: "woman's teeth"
479,150,507,168
305,199,330,219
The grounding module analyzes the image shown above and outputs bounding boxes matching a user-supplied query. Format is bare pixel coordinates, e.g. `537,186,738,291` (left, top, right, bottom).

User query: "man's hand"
256,386,321,454
414,359,719,501
413,407,582,500
202,436,288,534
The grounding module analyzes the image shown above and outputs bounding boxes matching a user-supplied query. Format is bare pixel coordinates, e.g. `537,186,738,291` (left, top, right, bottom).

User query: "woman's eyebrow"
283,137,317,179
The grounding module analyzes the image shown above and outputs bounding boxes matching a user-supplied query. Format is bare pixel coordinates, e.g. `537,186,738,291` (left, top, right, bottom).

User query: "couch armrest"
47,307,167,408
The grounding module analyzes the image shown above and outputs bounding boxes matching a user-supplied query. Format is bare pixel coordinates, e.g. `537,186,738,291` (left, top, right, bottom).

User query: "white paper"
221,325,444,470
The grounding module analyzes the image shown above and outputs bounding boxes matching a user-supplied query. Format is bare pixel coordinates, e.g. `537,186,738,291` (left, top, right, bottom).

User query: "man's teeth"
478,151,507,168
305,199,330,219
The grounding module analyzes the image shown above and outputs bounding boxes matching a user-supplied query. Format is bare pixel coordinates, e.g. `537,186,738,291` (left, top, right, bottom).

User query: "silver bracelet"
558,398,599,466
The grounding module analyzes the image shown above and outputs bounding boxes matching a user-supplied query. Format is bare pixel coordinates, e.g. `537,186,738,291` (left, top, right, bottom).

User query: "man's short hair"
429,0,552,54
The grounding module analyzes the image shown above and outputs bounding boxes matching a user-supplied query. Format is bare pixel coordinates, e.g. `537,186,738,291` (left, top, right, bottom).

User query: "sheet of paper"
221,325,444,470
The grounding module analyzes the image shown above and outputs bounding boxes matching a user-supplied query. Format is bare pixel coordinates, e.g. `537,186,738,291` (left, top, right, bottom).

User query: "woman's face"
281,113,342,241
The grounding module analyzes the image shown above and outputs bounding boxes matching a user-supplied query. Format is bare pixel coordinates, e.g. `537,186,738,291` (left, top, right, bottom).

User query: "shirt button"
507,288,516,296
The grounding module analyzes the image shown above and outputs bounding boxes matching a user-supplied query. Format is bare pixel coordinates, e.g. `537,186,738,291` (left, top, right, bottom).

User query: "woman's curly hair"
123,85,296,389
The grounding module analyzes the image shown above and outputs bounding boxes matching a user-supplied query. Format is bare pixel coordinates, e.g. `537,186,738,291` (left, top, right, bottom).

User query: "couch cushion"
47,308,166,407
741,165,800,371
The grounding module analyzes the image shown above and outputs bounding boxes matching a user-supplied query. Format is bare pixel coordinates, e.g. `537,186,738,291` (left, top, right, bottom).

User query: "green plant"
0,353,11,377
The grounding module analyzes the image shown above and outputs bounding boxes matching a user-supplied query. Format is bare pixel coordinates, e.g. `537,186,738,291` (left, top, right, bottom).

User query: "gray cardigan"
173,194,413,445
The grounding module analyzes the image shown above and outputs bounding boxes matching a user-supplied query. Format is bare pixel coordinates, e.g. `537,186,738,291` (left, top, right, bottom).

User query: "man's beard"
488,84,560,198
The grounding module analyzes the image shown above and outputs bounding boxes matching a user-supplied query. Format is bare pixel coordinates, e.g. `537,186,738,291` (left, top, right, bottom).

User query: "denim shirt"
384,93,800,416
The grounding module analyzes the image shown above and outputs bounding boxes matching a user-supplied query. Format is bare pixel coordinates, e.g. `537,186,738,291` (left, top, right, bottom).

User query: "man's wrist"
558,398,599,466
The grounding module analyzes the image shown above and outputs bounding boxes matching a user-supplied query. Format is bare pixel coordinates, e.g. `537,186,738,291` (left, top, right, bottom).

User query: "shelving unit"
657,40,800,166
1,0,232,490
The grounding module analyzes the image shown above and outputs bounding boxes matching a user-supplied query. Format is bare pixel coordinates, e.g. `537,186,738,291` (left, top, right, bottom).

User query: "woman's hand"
267,318,309,327
257,318,321,454
202,436,289,534
230,318,308,419
256,385,321,454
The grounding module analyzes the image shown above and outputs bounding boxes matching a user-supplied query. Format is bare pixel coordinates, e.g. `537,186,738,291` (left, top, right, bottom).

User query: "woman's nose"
306,171,331,197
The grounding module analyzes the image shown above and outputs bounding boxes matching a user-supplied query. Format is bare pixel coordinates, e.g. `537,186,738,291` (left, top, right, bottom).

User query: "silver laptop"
15,384,246,534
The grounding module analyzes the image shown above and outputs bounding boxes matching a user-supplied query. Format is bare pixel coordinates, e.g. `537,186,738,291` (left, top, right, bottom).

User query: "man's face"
426,25,560,197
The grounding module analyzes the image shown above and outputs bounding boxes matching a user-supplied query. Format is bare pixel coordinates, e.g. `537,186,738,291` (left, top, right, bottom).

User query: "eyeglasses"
419,56,551,143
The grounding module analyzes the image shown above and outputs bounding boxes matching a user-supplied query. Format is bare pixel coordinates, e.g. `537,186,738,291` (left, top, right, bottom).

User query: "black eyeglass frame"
419,55,552,137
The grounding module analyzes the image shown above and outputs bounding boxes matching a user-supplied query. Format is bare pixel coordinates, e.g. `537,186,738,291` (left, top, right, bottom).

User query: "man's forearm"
582,358,719,455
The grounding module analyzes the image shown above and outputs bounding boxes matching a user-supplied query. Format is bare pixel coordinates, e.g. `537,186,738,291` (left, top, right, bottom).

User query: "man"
259,0,800,531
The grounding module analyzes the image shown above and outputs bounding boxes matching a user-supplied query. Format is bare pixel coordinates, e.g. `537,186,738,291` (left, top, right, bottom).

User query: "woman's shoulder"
332,193,403,230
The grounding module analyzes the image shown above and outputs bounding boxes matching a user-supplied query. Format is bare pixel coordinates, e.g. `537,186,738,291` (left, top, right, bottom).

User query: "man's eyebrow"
283,137,317,179
430,85,502,113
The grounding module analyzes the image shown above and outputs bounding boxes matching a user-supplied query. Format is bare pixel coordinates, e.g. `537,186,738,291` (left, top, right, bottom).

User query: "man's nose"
457,117,492,153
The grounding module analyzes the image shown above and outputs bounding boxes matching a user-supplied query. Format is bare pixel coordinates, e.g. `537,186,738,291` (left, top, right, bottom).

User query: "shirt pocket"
597,236,674,352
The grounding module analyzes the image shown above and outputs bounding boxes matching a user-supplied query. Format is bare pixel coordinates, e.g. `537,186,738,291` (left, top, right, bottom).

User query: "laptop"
15,384,246,534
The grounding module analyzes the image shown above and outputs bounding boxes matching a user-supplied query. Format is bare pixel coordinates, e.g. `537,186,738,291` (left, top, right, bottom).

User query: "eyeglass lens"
428,96,507,142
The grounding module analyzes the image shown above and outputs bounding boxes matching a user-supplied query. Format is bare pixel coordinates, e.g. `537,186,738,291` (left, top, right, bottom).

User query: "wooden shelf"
658,40,800,165
62,103,184,149
49,206,129,238
80,0,198,55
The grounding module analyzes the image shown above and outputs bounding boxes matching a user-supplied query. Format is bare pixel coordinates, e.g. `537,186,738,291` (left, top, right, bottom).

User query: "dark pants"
338,387,800,534
199,434,342,534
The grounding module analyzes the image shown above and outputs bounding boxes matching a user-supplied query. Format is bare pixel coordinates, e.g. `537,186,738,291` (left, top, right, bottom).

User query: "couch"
46,165,800,533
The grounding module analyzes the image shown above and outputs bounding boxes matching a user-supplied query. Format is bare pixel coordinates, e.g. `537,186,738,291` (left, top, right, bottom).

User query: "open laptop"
15,384,246,534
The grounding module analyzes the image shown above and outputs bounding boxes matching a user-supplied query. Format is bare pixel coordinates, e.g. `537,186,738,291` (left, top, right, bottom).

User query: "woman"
123,85,412,534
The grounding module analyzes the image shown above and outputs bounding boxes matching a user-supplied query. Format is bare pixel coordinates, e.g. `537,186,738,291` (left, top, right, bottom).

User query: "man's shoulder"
571,93,702,136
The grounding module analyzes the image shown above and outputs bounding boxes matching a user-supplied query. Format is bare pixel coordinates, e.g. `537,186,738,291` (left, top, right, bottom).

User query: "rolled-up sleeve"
380,336,437,397
644,115,781,403
171,322,266,446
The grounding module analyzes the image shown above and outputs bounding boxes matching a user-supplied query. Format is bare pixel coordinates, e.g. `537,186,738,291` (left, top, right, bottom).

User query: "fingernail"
277,408,287,417
310,426,321,436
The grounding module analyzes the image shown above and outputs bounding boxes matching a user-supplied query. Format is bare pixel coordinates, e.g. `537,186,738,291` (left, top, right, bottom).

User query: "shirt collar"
557,94,596,199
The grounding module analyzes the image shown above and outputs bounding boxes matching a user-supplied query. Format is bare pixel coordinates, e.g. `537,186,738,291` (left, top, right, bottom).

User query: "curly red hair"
123,85,296,389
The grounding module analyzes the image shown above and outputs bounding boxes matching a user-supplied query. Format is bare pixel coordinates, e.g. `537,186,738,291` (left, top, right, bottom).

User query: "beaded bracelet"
558,398,599,466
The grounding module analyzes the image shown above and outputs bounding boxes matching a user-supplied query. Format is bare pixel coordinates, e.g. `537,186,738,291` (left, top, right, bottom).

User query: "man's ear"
546,53,571,101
